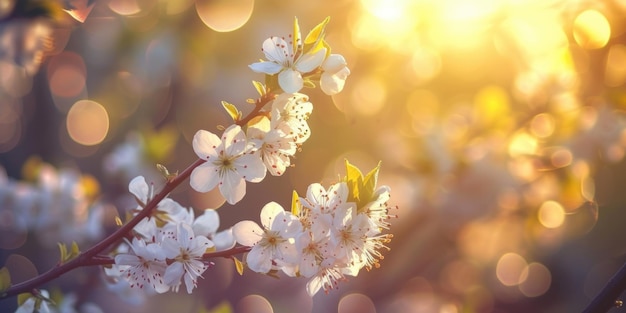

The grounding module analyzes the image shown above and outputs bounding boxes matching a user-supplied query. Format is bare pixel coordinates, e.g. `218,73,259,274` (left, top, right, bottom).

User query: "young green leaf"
304,17,330,46
361,161,381,205
57,243,68,263
252,81,267,97
233,257,244,275
221,101,241,122
344,159,364,203
70,241,80,259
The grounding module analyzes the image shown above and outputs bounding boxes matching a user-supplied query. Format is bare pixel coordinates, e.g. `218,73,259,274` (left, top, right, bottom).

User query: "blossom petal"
192,209,219,236
322,54,348,72
235,153,266,183
261,36,290,64
306,276,323,296
295,47,327,73
190,163,220,192
192,130,221,160
320,68,349,95
218,171,246,204
278,69,303,93
232,220,263,246
246,245,273,273
190,235,213,255
114,254,140,266
164,261,184,286
213,229,236,250
129,176,148,203
260,201,284,228
222,125,246,157
249,61,283,75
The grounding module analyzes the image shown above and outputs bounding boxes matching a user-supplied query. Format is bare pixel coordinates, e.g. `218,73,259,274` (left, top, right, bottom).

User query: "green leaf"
0,267,11,293
291,190,300,216
58,243,68,263
69,241,80,259
233,257,244,275
304,17,330,46
361,161,381,205
252,81,266,97
344,159,364,203
221,101,241,122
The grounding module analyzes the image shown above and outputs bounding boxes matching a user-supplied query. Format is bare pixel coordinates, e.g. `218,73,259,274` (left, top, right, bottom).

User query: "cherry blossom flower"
305,258,348,296
232,202,302,273
249,36,327,93
190,125,266,204
114,238,169,293
329,205,371,263
270,93,313,144
162,223,214,293
247,116,297,176
320,54,350,95
129,176,184,220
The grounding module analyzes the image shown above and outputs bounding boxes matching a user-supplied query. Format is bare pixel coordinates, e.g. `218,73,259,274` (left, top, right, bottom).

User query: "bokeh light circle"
573,10,610,49
236,294,273,313
538,200,565,229
196,0,254,32
338,293,376,313
519,262,552,297
496,253,528,286
66,100,109,146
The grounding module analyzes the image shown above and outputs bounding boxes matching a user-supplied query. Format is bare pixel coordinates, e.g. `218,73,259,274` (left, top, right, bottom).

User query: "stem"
203,245,251,259
583,261,626,313
236,93,276,127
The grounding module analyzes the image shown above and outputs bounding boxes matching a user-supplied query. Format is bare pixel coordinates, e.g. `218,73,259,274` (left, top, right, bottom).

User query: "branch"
583,260,626,313
0,93,275,300
203,245,251,259
236,93,276,127
0,158,206,300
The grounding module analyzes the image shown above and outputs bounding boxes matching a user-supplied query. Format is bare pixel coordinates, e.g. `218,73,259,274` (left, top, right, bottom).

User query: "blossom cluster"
0,162,104,247
190,93,311,204
189,17,349,205
233,163,394,296
104,176,235,295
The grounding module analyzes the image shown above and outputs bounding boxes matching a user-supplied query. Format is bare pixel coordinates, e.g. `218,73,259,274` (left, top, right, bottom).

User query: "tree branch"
583,260,626,313
0,92,274,300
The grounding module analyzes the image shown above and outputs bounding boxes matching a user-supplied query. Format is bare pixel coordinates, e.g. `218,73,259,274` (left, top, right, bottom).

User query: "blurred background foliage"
2,0,626,312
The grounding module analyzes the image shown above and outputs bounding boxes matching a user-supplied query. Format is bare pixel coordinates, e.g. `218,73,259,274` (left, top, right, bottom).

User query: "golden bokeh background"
3,0,626,312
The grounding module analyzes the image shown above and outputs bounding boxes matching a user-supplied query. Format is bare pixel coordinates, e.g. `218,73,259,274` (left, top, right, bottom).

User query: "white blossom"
190,125,266,204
